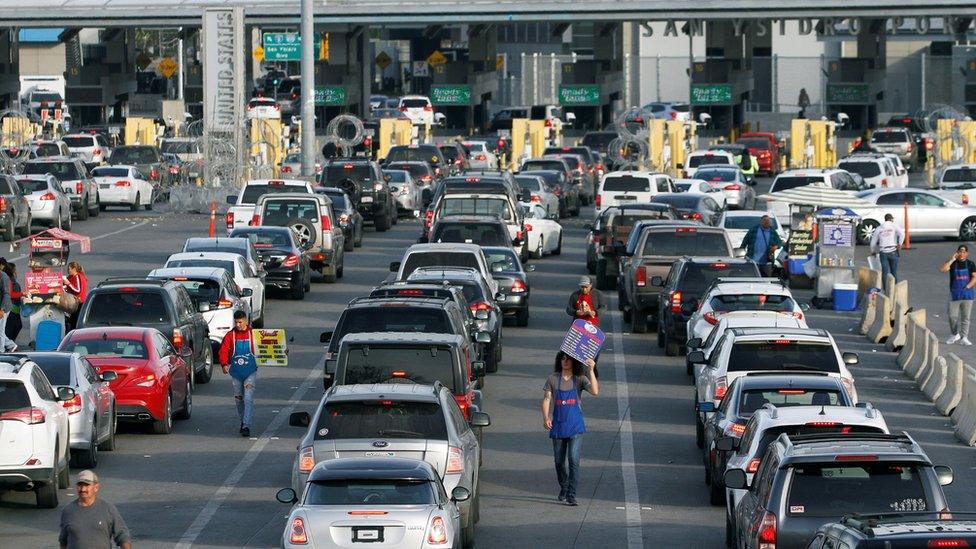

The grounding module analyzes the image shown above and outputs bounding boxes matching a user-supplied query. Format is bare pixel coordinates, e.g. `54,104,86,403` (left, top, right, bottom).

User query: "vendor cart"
812,207,860,304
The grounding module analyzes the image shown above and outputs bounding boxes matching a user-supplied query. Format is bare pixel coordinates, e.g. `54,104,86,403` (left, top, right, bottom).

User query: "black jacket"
566,288,606,318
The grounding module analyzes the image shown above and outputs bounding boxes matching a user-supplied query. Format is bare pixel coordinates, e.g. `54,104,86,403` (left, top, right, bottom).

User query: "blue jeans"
231,373,256,429
880,251,899,282
552,435,582,498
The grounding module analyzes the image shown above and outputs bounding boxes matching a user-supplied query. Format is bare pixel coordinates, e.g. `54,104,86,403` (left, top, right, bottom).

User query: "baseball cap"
76,470,99,485
579,276,592,287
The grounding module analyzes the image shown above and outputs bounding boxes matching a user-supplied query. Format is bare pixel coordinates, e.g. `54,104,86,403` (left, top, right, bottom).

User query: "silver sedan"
16,174,72,229
515,174,561,218
852,188,976,244
384,169,423,217
29,351,117,468
692,166,756,210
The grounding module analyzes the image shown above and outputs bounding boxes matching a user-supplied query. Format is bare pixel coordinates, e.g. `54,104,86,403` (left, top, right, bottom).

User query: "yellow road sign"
427,50,447,67
158,57,177,78
375,51,392,70
253,46,265,62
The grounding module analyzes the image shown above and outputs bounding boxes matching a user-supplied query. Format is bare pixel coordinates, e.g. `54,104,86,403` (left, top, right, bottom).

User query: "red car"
58,327,192,435
737,132,782,176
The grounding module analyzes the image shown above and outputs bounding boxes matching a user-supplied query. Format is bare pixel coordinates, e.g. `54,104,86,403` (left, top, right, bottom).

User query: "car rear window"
387,163,430,179
482,250,520,273
942,168,976,184
0,179,13,194
333,308,452,352
872,131,910,143
401,252,480,278
737,138,770,150
0,381,30,411
17,179,49,193
689,155,730,168
641,230,729,257
839,161,882,178
521,160,564,172
738,389,844,414
516,178,542,191
33,355,73,386
559,157,581,170
23,162,80,180
724,216,780,231
166,259,235,274
771,176,826,192
305,479,436,505
321,193,349,210
603,175,651,192
165,278,221,306
110,147,158,164
727,341,839,373
340,345,459,391
84,292,171,326
431,222,508,246
440,146,462,161
440,197,510,219
401,99,429,108
91,167,129,178
709,293,795,312
33,144,63,157
679,263,760,292
262,200,319,225
234,229,292,248
63,136,95,148
787,463,928,516
386,147,442,166
314,400,448,440
696,169,738,183
61,337,149,359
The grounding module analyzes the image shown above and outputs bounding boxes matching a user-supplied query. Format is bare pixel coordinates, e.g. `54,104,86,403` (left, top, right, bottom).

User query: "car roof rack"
785,431,914,447
96,277,168,288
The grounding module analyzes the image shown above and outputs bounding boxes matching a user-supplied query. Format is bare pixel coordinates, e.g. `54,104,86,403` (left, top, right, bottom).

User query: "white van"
596,171,674,210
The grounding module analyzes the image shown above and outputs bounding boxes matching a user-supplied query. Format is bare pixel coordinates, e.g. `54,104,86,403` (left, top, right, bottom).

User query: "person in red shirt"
219,311,257,437
63,261,88,330
565,276,605,327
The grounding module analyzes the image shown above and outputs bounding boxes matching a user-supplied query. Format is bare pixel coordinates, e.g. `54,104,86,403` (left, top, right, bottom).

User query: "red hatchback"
58,327,192,435
737,132,781,176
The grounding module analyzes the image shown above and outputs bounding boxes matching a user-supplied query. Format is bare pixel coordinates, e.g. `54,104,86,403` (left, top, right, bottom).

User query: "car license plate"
364,451,394,457
361,196,373,203
99,184,111,189
353,527,383,542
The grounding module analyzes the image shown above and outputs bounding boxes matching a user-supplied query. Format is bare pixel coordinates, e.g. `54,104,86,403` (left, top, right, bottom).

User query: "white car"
597,171,674,210
62,133,111,167
937,163,976,204
91,165,154,211
766,169,852,227
16,174,72,229
852,188,976,244
685,278,805,351
519,202,562,259
838,154,903,189
461,141,498,169
686,312,806,380
164,251,266,327
0,356,73,508
717,210,787,249
280,152,324,176
384,169,422,216
246,97,281,120
515,174,560,218
398,95,435,126
684,149,735,178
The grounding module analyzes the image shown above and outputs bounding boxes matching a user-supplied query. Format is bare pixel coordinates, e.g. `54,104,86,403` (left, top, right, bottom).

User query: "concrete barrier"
885,300,909,351
858,266,882,298
936,353,966,416
951,363,976,446
913,331,940,383
884,273,896,301
892,280,909,320
904,327,931,379
896,309,926,365
866,294,892,343
858,291,877,335
921,355,948,402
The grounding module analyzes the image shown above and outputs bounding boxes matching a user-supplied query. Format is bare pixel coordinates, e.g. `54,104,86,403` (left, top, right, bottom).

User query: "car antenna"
819,404,826,415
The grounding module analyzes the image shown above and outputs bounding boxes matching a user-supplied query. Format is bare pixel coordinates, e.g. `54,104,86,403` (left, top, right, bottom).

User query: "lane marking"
610,299,643,548
175,365,320,548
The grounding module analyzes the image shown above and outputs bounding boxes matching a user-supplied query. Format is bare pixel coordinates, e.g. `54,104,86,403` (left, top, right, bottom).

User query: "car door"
31,367,68,457
447,394,480,487
736,453,777,545
237,257,264,315
82,357,112,440
156,333,187,400
910,191,955,234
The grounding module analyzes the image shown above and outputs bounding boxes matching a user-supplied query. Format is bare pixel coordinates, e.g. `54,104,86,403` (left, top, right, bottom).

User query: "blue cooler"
789,255,812,275
832,283,859,311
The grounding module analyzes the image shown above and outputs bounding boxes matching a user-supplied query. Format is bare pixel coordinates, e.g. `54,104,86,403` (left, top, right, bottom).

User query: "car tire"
595,259,612,290
343,235,354,251
631,308,647,333
374,212,390,232
152,393,173,435
74,425,99,468
323,267,337,283
64,211,72,230
461,498,477,548
587,259,596,275
253,313,265,328
337,261,344,279
175,380,192,420
78,199,89,220
516,307,529,327
98,407,117,451
696,415,705,449
57,447,69,488
146,197,153,211
90,196,100,217
485,343,499,373
35,468,58,509
856,220,878,245
622,307,632,324
533,237,544,259
686,359,694,377
130,193,140,212
195,344,213,384
709,479,725,506
960,217,976,241
726,514,734,548
98,203,106,211
391,210,398,225
552,234,562,256
17,216,30,237
657,325,665,348
2,218,12,242
303,274,311,293
291,279,306,300
665,332,679,357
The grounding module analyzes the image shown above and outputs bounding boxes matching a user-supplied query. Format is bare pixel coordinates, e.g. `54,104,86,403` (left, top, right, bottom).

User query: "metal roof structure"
0,1,975,27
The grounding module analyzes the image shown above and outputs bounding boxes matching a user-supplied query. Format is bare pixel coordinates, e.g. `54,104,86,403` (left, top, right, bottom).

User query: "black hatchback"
230,226,311,300
315,187,363,251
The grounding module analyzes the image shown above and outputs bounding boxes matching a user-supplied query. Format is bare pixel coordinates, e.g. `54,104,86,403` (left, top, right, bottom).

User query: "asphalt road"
1,172,975,549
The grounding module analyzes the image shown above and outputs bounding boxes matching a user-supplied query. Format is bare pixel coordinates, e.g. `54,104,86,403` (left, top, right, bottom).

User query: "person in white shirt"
870,213,905,281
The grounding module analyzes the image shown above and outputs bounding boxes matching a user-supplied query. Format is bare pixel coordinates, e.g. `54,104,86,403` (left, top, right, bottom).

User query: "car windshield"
261,200,319,225
401,99,429,108
440,197,509,219
641,230,729,256
771,176,825,192
727,341,839,373
314,400,448,440
738,389,844,414
0,381,29,412
872,131,909,143
521,160,564,172
689,155,730,168
61,338,149,359
603,175,651,192
709,293,795,312
110,148,158,164
432,222,508,246
23,162,79,180
240,183,309,204
84,292,170,326
63,137,94,148
942,168,976,186
165,278,222,305
651,195,703,209
840,162,882,178
696,169,738,183
33,355,72,386
16,178,49,193
341,345,458,390
386,147,442,166
305,479,436,506
401,252,480,278
679,263,760,292
33,144,63,157
724,216,778,231
166,260,235,274
787,463,928,516
516,178,542,191
91,167,129,178
234,230,292,249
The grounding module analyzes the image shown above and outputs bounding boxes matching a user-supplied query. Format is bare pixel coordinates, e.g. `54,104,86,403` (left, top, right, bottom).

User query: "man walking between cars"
0,258,14,353
220,310,258,436
542,351,599,506
870,213,904,282
742,215,783,278
941,245,976,346
566,276,605,327
59,470,132,549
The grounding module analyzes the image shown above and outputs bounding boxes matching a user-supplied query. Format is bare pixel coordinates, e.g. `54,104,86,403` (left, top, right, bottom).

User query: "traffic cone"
902,201,911,250
208,200,217,237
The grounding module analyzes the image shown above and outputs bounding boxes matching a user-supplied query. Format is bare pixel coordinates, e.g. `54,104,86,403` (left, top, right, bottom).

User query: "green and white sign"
314,86,346,106
690,84,733,105
430,85,472,106
262,32,302,61
826,83,869,104
558,85,600,106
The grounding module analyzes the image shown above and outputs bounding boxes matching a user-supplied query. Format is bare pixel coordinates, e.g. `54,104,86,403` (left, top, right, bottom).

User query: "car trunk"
84,357,152,391
305,506,434,547
317,439,449,477
0,381,34,466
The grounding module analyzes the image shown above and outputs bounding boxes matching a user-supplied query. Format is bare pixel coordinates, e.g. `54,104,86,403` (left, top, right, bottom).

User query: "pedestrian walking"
942,245,976,345
742,215,784,277
870,213,905,281
59,470,132,549
4,263,22,347
566,276,605,327
541,351,599,506
63,261,88,330
797,88,811,118
0,258,14,353
219,310,257,436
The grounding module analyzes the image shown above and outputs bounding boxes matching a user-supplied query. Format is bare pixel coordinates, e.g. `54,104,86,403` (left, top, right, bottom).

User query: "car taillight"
590,233,599,244
281,165,292,173
250,214,260,226
62,394,82,415
339,213,349,223
0,407,46,424
446,446,464,474
40,192,56,201
428,515,449,545
530,194,541,202
320,215,331,230
670,291,682,313
515,229,523,241
92,148,101,156
636,266,646,287
524,223,533,232
169,165,179,175
283,254,300,268
273,104,280,111
757,510,776,549
217,298,233,309
469,301,491,313
225,212,234,229
907,142,913,152
475,154,486,160
715,377,727,401
289,516,308,545
423,105,432,112
881,178,889,187
75,182,83,195
298,446,315,473
746,458,761,473
725,422,746,437
172,329,183,348
841,377,854,398
291,91,299,100
497,139,505,148
511,279,526,293
595,194,601,207
425,209,434,228
925,137,935,151
150,168,159,180
671,111,677,120
453,395,470,420
703,311,720,325
724,184,741,190
545,119,552,127
690,212,703,220
420,175,433,184
929,540,969,548
115,180,130,187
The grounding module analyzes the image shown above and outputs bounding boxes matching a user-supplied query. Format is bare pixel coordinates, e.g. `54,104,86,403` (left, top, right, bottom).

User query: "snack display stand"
812,207,860,305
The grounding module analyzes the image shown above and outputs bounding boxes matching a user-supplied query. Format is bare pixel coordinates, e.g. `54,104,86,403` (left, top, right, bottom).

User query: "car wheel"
686,359,694,377
461,498,477,548
726,514,734,548
586,259,596,275
90,196,100,217
145,195,153,210
17,216,30,237
533,237,544,259
78,199,89,220
57,447,69,488
2,218,12,242
960,217,976,241
98,406,117,451
253,312,265,328
74,424,99,468
343,235,354,251
291,278,306,300
552,233,562,255
35,468,58,509
323,267,337,283
195,344,213,384
130,193,140,211
303,273,311,293
657,325,665,348
631,307,647,333
665,332,680,357
374,212,390,232
175,379,192,420
63,210,72,230
622,306,632,324
484,343,499,373
152,393,173,434
98,202,106,211
391,210,398,225
516,307,529,327
337,260,344,279
695,415,705,449
856,220,878,245
709,477,725,506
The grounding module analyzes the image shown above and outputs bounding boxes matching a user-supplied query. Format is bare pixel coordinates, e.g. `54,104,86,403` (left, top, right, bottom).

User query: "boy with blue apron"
942,246,976,346
219,311,258,436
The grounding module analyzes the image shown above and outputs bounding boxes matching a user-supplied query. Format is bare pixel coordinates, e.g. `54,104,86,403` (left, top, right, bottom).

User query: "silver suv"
253,192,345,283
288,382,490,547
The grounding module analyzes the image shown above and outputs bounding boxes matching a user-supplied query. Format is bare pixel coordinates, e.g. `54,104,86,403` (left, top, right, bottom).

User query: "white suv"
838,154,903,190
684,150,735,178
596,171,674,210
398,95,435,126
766,169,853,227
62,133,111,167
685,277,804,347
0,356,73,508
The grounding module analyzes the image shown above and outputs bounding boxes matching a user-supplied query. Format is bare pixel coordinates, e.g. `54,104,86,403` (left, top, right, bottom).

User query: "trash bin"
832,283,859,312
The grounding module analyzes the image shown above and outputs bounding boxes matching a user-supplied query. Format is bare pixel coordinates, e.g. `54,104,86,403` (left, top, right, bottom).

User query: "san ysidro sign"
826,83,869,104
430,85,471,106
314,86,347,106
690,84,732,105
558,85,600,106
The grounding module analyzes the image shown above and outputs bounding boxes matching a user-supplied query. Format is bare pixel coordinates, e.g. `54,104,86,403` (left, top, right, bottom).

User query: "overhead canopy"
759,186,874,208
12,228,91,254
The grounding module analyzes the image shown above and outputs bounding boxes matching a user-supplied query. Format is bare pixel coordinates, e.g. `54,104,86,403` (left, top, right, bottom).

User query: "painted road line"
611,300,643,548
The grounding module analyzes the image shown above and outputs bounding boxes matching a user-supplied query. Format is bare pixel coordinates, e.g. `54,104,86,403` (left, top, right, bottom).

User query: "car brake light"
595,194,601,207
835,454,879,461
715,377,727,401
250,214,260,226
525,223,533,232
320,215,331,230
428,515,449,545
150,168,159,180
269,179,285,186
339,213,349,223
725,422,746,437
115,180,131,187
929,540,970,548
217,298,233,309
778,389,807,395
516,230,523,241
511,279,526,293
399,106,407,112
703,311,720,325
289,516,308,545
391,370,407,378
545,119,552,127
635,266,647,287
172,329,183,348
530,194,541,202
0,407,46,424
690,212,703,220
881,178,889,187
475,154,486,161
841,377,854,397
40,192,56,201
806,421,840,427
453,394,470,420
281,166,292,173
62,394,82,414
925,137,935,151
724,184,741,190
676,227,697,233
907,142,913,152
771,339,793,345
423,105,433,112
92,148,101,156
74,182,83,195
469,301,491,313
446,446,464,474
757,510,776,548
283,254,300,268
670,111,678,120
225,212,234,229
670,291,682,313
298,446,315,473
746,458,761,473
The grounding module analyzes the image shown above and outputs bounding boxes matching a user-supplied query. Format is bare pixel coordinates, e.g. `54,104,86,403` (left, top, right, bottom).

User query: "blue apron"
951,263,975,301
229,333,258,382
549,378,586,439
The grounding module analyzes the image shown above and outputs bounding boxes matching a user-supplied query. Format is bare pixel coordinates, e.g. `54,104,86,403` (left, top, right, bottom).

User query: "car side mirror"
548,213,558,220
320,331,333,343
935,465,954,486
724,469,749,490
469,411,491,428
57,386,76,401
842,352,859,365
384,174,392,182
198,302,211,313
241,288,253,297
565,112,576,124
476,330,491,342
521,189,531,202
687,351,706,364
99,371,118,382
734,247,747,258
687,337,702,349
276,488,298,504
650,276,664,287
676,163,684,170
288,411,311,428
583,223,593,231
471,360,486,377
389,261,401,273
697,401,715,413
715,436,739,452
226,195,237,205
451,486,471,502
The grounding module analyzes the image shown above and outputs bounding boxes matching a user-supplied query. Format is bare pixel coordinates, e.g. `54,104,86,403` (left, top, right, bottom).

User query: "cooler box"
832,283,859,311
35,319,64,351
789,255,811,275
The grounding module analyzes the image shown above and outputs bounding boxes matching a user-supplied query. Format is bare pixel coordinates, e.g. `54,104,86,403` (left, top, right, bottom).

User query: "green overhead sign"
558,85,600,106
430,85,472,106
262,32,324,61
826,83,869,104
690,84,733,105
314,86,346,106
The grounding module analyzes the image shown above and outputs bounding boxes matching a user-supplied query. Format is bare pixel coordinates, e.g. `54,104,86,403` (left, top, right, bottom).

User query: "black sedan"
521,169,579,217
650,193,724,226
314,187,363,251
229,226,311,300
482,246,534,327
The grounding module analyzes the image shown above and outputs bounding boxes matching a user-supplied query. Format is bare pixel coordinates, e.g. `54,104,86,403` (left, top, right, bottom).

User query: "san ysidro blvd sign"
430,85,471,106
314,86,347,106
690,84,732,105
826,83,869,104
558,85,600,106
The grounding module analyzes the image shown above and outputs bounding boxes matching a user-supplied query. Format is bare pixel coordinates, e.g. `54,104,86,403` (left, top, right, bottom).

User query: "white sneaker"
947,334,961,344
962,337,973,346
